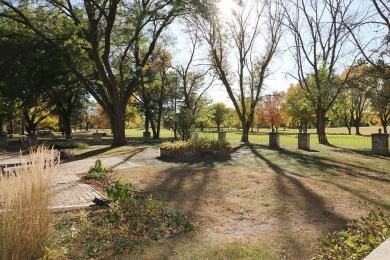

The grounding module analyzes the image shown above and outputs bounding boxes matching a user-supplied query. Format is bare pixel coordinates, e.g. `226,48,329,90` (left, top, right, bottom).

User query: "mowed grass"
91,143,390,259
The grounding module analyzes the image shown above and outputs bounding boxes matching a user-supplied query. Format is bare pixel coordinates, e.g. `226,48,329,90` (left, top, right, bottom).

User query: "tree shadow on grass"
249,144,389,182
247,144,348,255
320,179,390,211
64,146,115,162
247,143,390,211
142,163,217,218
64,146,148,163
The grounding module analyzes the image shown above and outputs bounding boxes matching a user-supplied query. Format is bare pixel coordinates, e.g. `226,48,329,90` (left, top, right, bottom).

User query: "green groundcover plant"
47,180,194,259
83,159,110,183
313,211,390,259
161,139,232,151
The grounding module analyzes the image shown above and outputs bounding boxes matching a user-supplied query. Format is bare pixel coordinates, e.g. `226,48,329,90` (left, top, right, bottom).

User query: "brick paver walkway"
0,147,162,211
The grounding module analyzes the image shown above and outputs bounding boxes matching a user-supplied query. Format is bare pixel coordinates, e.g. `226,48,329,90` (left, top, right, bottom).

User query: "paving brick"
0,147,164,211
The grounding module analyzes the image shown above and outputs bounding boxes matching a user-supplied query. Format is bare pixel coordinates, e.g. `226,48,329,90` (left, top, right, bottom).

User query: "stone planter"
143,132,151,143
218,131,227,141
371,133,389,155
93,132,103,145
269,132,279,148
298,133,310,150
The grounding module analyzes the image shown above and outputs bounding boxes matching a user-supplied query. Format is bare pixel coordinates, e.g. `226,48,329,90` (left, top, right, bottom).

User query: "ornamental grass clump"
0,146,58,260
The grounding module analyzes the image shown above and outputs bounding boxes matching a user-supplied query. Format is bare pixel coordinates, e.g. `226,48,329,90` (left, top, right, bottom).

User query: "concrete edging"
364,238,390,260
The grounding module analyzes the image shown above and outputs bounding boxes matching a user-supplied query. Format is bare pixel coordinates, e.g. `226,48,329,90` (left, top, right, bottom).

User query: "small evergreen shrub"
313,211,390,259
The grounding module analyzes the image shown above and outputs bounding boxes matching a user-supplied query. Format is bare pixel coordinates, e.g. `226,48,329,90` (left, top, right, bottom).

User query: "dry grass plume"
0,146,58,260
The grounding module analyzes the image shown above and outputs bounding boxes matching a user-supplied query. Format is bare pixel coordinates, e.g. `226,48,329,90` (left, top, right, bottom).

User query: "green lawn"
4,126,383,151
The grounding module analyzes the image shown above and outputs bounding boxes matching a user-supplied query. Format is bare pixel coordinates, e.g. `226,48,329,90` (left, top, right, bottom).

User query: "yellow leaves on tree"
259,91,284,132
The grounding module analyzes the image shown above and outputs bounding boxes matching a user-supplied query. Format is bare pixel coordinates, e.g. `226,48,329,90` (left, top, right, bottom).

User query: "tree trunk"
9,120,14,134
85,116,89,131
109,112,127,146
355,124,360,135
240,120,249,143
64,116,72,139
155,106,163,140
317,110,329,145
21,121,25,135
150,120,158,139
380,116,389,134
217,124,220,132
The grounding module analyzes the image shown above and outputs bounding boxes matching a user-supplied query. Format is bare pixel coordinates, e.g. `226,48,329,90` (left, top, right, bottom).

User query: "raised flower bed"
160,139,232,162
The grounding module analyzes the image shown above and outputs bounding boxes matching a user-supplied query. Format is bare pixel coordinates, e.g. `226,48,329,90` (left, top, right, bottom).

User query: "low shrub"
48,179,193,259
161,139,232,151
51,141,89,149
313,210,390,259
83,159,110,183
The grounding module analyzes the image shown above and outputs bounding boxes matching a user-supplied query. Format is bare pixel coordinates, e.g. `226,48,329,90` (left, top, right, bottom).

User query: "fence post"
269,132,279,148
298,133,310,150
371,130,389,155
218,131,226,141
93,131,103,145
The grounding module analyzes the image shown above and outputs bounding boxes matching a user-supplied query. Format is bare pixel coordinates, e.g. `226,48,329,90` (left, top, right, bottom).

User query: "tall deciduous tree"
135,45,172,139
284,0,360,144
281,84,313,132
371,78,390,134
173,22,214,124
0,0,209,146
199,0,283,142
211,102,228,132
341,65,373,135
259,91,284,132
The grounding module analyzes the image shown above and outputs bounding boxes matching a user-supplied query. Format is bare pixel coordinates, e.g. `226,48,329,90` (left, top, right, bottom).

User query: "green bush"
83,159,110,182
51,141,89,149
161,139,232,151
313,211,390,259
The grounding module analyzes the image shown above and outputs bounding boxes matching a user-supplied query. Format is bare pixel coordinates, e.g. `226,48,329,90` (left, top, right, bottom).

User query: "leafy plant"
313,210,390,259
48,179,194,259
84,159,110,182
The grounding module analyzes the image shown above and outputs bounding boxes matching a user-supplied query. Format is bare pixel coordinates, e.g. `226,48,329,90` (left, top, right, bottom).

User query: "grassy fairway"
6,126,380,152
63,142,389,259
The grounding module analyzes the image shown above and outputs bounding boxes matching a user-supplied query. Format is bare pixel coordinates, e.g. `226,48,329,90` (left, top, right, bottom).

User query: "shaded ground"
112,144,390,259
